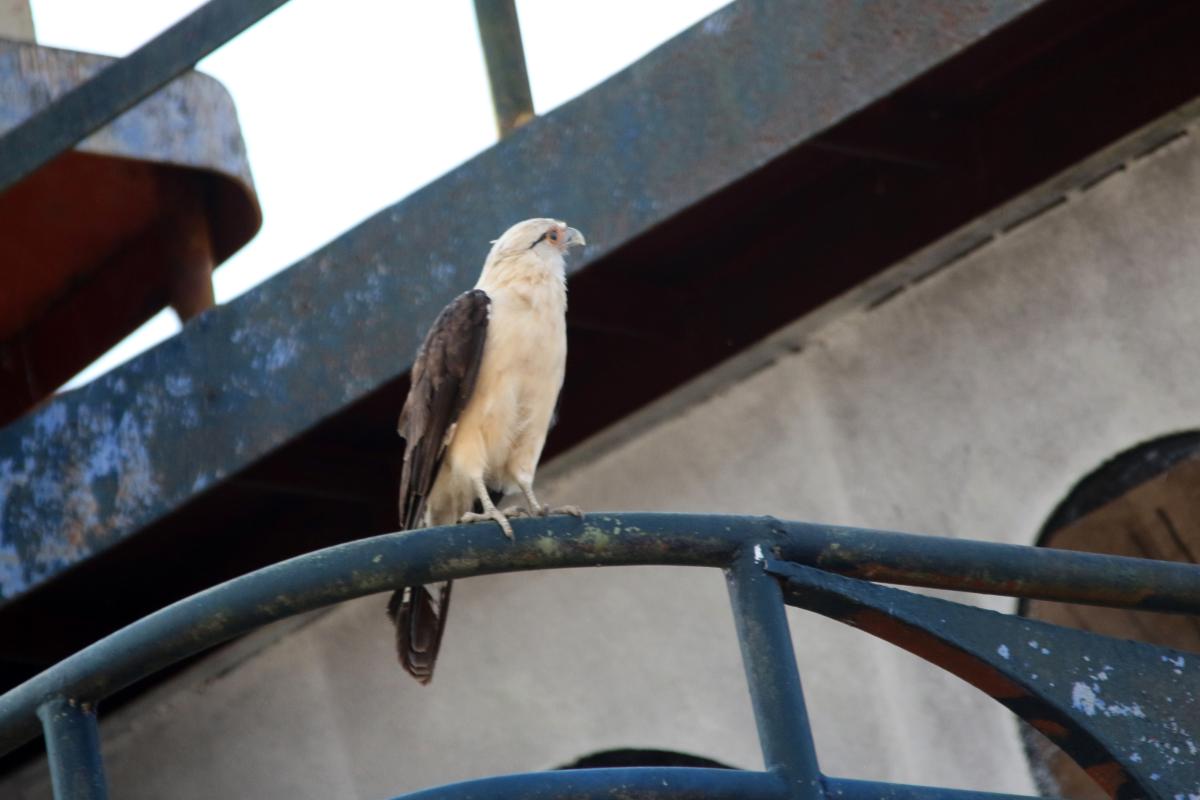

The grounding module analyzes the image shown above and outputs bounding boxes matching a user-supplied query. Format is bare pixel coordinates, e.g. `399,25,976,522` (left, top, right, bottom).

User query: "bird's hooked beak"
564,226,586,248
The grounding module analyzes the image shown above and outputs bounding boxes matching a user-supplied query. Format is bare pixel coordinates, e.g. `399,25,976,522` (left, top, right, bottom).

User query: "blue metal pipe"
2,513,1199,761
37,697,108,800
473,0,535,137
390,767,785,800
822,777,1050,800
384,768,1055,800
727,547,822,798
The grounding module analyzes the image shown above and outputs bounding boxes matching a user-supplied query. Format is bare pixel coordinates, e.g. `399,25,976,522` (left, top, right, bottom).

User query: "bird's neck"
476,253,566,298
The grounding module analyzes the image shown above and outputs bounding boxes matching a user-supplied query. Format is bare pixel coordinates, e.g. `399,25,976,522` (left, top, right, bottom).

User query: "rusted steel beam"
0,0,1045,607
474,0,535,137
164,188,217,323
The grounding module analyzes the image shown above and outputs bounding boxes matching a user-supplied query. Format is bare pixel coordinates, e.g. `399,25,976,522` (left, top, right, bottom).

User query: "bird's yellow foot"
460,508,515,539
538,504,584,519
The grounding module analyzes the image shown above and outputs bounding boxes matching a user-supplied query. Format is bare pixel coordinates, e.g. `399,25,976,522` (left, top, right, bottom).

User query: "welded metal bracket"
766,558,1200,800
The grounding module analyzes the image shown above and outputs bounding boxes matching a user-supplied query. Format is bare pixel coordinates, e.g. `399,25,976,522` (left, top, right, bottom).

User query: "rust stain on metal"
1084,761,1130,797
1031,718,1070,739
850,608,1027,700
822,550,1166,609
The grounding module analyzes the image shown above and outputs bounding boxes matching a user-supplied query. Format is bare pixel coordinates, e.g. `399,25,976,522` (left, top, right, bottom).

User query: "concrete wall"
8,119,1200,800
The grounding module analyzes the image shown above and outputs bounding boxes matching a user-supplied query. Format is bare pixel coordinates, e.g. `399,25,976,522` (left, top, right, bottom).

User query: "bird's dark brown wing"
389,288,489,684
396,288,490,530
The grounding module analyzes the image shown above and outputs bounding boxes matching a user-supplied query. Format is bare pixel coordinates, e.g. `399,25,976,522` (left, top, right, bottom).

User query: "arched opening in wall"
557,749,736,770
1020,431,1200,800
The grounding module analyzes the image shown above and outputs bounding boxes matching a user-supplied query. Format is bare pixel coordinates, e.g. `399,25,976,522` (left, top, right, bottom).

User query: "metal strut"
37,697,107,800
726,545,822,799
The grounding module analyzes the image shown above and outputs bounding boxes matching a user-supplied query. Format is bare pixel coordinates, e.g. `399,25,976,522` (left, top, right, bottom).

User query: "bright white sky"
29,0,728,387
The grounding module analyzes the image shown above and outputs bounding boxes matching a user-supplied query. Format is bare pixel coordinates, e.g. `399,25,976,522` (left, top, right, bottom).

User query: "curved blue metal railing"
2,513,1200,799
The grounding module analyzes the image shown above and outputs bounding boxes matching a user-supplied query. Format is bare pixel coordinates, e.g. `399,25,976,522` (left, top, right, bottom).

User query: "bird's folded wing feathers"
396,289,491,530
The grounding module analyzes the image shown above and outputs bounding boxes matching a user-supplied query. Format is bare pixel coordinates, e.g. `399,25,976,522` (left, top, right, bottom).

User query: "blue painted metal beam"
0,0,1043,605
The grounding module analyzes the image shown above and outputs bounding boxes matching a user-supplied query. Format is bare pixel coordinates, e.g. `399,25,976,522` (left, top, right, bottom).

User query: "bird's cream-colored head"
481,218,586,282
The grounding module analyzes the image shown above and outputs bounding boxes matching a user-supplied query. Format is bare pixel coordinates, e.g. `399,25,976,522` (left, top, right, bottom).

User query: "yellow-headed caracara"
387,218,586,684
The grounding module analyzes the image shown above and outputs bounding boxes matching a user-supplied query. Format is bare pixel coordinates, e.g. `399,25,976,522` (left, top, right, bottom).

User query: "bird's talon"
459,509,515,539
551,505,584,518
501,506,531,519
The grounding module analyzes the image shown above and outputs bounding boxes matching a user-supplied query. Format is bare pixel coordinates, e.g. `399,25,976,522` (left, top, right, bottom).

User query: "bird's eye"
549,231,559,242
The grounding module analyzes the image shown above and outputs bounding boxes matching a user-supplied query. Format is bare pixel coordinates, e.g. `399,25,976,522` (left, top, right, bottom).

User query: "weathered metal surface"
0,0,287,193
1,513,1199,762
474,0,534,137
0,0,1044,605
779,521,1200,613
36,697,107,800
726,547,822,797
394,767,786,800
820,778,1045,800
0,38,261,422
770,559,1200,800
390,770,1049,800
0,39,256,191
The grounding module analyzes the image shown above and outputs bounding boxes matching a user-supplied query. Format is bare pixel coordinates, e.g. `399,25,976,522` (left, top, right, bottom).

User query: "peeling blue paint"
164,374,194,397
264,337,299,372
769,558,1200,797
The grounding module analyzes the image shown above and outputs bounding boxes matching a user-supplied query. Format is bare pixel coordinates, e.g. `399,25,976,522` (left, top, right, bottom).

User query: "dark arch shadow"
558,749,737,771
1037,430,1200,544
1020,429,1200,799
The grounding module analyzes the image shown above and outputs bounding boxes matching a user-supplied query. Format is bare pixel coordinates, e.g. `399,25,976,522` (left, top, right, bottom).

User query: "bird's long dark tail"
387,490,498,684
386,581,452,685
